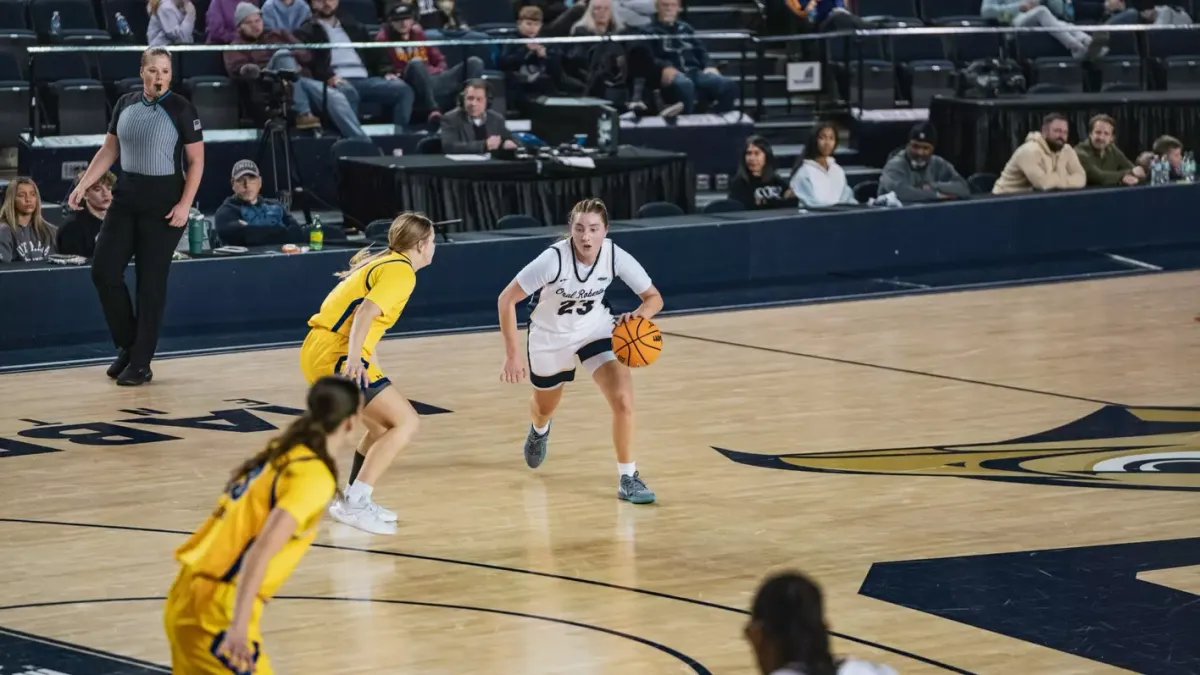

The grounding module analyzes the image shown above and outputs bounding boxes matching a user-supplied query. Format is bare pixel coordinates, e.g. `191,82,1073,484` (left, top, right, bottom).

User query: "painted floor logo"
0,627,167,674
714,404,1200,491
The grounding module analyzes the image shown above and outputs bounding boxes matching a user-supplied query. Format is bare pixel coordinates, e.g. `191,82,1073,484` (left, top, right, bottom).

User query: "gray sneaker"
618,472,656,504
524,424,549,468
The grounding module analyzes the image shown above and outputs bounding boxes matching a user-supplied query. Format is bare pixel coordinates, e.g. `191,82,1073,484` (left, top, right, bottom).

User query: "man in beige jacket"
992,113,1087,194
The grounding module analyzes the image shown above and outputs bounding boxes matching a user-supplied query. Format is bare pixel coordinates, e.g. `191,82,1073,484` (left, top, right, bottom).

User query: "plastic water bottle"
1184,151,1196,182
115,12,131,37
309,214,324,251
1063,0,1075,21
50,10,61,36
187,210,205,255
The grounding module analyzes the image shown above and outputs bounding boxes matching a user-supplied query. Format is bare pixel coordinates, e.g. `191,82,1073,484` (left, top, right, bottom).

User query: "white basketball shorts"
526,317,618,389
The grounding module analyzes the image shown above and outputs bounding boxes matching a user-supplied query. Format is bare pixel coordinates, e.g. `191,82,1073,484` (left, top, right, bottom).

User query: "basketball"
612,317,662,367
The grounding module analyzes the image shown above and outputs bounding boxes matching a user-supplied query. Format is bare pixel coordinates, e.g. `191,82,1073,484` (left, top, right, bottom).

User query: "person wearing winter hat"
877,120,970,202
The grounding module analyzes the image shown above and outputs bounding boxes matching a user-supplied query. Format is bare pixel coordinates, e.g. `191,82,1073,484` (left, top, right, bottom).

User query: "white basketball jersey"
528,238,616,335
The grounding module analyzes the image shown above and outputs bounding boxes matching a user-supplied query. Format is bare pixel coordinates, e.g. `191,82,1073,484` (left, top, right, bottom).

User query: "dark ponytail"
227,376,362,495
750,571,837,675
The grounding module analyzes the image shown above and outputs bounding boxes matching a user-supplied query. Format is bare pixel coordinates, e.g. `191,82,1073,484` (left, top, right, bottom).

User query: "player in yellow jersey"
164,376,362,675
299,212,436,535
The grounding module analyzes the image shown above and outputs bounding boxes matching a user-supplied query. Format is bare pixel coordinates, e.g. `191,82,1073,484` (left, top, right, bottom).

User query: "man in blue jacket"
642,0,737,114
213,160,307,247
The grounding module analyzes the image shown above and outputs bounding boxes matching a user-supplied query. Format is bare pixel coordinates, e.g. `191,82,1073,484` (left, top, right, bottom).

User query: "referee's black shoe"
106,349,131,379
116,365,153,386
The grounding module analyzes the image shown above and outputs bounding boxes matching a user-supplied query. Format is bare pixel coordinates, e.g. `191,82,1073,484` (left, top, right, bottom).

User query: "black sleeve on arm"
169,95,204,144
108,92,133,136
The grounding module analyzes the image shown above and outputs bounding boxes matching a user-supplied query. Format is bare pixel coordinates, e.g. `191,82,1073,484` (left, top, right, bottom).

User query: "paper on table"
557,157,596,169
445,154,492,161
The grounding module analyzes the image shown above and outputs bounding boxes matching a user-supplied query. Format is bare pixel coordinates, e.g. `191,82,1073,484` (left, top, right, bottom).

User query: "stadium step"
709,50,787,76
753,119,817,146
684,4,761,30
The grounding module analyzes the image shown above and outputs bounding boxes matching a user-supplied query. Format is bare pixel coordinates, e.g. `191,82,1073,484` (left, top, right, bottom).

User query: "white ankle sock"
618,462,636,478
533,421,550,435
346,481,373,505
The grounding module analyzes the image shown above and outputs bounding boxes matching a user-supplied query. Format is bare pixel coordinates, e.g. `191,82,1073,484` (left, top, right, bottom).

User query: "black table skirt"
930,92,1200,176
337,146,695,233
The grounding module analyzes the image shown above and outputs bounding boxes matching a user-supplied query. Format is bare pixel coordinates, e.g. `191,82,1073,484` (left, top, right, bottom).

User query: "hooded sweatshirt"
878,152,970,202
262,0,311,31
992,131,1087,195
0,221,57,262
789,157,856,207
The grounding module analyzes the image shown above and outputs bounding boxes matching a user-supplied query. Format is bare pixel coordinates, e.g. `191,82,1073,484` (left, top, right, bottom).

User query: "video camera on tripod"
239,63,298,119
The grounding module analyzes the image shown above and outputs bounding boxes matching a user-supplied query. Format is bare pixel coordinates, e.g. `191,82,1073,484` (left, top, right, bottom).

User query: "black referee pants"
91,174,185,369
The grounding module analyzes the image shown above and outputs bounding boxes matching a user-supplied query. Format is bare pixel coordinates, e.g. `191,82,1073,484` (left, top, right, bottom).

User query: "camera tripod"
254,87,315,226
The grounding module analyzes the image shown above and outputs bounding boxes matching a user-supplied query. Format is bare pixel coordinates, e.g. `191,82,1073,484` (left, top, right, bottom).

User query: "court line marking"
0,596,712,674
0,517,974,674
664,332,1116,405
0,266,1159,375
0,624,171,672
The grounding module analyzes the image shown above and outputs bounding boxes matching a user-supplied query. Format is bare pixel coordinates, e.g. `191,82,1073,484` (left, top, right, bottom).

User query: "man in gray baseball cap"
214,159,307,247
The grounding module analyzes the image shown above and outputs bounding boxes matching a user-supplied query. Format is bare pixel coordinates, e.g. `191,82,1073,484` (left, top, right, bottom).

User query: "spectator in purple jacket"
207,0,257,43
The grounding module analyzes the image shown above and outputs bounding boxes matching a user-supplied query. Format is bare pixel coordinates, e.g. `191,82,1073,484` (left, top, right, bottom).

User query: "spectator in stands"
728,136,798,209
440,78,518,153
981,0,1108,60
567,0,680,116
207,0,257,43
0,177,57,263
414,0,492,65
1106,0,1192,23
549,0,659,35
1075,114,1142,186
513,0,569,30
57,171,115,258
262,0,312,30
791,0,869,31
877,122,970,202
644,0,737,114
376,3,484,125
1148,134,1185,180
992,113,1086,194
147,0,196,46
789,124,855,207
499,5,571,116
214,160,307,246
224,3,367,137
297,0,417,130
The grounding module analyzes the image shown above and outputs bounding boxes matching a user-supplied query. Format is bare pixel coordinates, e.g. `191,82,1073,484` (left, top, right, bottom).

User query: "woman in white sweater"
789,123,856,207
147,0,196,45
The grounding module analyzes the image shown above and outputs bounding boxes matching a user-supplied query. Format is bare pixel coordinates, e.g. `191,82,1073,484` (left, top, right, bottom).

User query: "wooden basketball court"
1,270,1197,675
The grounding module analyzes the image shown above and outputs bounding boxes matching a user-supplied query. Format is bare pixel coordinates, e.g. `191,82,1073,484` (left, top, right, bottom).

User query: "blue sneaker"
618,472,656,504
524,424,549,468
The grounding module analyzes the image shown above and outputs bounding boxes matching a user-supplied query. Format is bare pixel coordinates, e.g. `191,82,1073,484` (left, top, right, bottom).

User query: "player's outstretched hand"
216,627,257,673
617,310,649,325
500,356,527,384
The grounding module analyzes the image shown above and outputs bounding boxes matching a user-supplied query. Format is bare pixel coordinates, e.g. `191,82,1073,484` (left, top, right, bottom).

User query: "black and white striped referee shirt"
108,90,203,178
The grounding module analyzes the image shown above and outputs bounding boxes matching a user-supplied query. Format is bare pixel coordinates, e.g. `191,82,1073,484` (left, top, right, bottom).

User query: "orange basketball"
612,317,662,367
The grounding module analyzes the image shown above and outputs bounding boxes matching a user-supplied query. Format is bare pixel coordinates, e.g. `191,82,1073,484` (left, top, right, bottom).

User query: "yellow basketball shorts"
299,328,391,403
163,566,271,675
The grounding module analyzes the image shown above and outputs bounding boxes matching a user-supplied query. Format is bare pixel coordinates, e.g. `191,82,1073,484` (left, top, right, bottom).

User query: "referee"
69,46,204,386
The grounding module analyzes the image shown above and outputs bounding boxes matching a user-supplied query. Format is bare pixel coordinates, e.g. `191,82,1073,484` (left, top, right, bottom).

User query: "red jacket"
375,24,446,76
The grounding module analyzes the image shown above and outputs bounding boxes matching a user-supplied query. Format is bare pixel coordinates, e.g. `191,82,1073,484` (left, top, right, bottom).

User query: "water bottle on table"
187,208,205,255
309,214,324,251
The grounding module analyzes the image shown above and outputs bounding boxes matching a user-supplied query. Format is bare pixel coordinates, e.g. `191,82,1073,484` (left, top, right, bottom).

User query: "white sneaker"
329,497,397,535
367,499,397,523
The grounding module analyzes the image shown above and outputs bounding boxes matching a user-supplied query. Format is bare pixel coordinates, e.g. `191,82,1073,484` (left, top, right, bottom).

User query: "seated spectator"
550,0,659,34
644,0,737,114
376,3,484,125
0,177,57,263
214,160,307,246
512,0,569,29
792,0,869,31
981,0,1108,60
567,0,681,116
57,171,114,258
1106,0,1192,23
262,0,311,30
297,0,417,131
498,5,572,117
147,0,196,46
789,124,855,207
207,0,256,43
992,113,1086,194
1147,134,1185,180
1075,114,1142,186
414,0,492,65
224,2,367,138
877,122,970,202
439,78,519,153
728,136,798,209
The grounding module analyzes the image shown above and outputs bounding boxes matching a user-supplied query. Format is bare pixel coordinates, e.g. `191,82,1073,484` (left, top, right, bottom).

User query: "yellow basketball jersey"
174,445,336,600
308,252,416,357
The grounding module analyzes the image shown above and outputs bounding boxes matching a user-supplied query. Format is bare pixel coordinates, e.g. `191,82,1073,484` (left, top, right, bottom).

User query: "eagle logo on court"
714,405,1200,491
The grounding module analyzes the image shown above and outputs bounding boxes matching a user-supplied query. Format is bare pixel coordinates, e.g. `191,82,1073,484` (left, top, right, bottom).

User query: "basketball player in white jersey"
745,571,897,675
497,198,664,504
